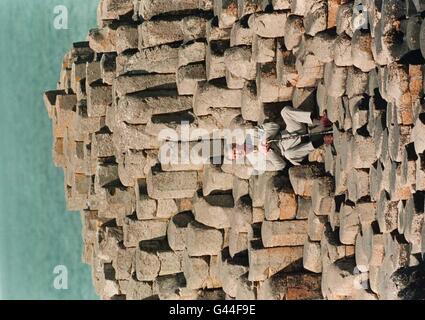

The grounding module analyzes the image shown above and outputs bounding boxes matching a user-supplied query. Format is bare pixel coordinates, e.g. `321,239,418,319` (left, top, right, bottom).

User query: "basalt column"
44,0,425,300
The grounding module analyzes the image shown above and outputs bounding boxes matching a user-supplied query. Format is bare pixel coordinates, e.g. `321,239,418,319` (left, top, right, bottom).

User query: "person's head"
227,143,246,160
324,134,334,145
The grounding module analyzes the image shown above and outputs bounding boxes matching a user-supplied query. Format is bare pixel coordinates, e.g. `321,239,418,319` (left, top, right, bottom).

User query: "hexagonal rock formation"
44,0,425,300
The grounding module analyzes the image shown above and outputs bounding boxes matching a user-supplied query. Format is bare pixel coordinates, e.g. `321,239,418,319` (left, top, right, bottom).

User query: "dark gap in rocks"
66,88,76,95
98,125,113,134
137,178,148,195
78,79,87,94
126,212,138,221
139,238,170,252
120,47,139,56
171,211,194,228
391,231,409,245
335,256,356,272
356,124,371,137
394,261,425,300
210,39,231,55
115,11,137,24
104,263,116,281
358,23,372,34
104,179,126,191
73,41,89,49
93,52,103,62
72,43,94,62
206,189,233,197
250,239,263,250
371,221,380,234
239,194,252,207
263,103,286,127
399,50,425,65
209,77,229,88
386,29,407,57
148,83,178,91
102,218,118,229
357,195,371,203
90,78,104,86
231,250,249,267
264,4,274,12
379,110,387,130
204,193,235,207
85,143,92,157
233,114,253,127
125,69,157,76
151,163,163,174
101,52,117,66
345,199,356,207
278,164,291,177
181,39,204,47
358,94,370,110
150,9,214,22
405,143,418,161
413,191,425,213
298,90,318,113
240,14,250,28
273,174,293,192
89,175,96,194
279,258,304,273
129,89,180,98
211,15,219,27
171,272,186,288
252,223,262,239
98,156,117,165
151,110,195,124
333,120,341,131
324,223,344,246
419,153,425,170
166,40,186,49
325,27,337,36
373,88,388,110
412,252,423,263
335,194,345,212
220,247,230,260
143,295,160,301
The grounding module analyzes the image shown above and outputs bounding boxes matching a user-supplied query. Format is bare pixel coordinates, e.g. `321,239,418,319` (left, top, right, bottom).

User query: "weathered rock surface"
45,0,425,301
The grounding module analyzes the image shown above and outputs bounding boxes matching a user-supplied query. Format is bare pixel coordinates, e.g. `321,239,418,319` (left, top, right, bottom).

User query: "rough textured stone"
45,0,425,301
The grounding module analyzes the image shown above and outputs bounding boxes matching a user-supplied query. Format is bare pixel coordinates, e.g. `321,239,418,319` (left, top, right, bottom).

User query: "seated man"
227,106,333,173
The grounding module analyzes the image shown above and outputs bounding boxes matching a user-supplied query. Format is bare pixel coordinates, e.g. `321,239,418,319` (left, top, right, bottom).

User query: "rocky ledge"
44,0,425,300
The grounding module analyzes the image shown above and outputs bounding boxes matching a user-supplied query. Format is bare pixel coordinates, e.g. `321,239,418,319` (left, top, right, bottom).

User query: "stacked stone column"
44,0,425,300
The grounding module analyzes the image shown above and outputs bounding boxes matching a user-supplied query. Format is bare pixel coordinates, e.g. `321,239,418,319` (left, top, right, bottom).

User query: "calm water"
0,0,99,299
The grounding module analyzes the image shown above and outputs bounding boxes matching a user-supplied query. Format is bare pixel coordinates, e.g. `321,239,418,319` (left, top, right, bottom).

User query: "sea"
0,0,100,299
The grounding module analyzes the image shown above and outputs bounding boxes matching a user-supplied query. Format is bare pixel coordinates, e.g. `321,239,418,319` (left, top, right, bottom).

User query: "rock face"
44,0,425,300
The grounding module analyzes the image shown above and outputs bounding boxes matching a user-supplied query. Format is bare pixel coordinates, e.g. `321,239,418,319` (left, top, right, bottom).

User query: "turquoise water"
0,0,99,299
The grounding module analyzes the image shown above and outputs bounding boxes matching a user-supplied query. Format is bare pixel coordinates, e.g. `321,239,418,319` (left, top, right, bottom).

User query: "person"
227,106,333,173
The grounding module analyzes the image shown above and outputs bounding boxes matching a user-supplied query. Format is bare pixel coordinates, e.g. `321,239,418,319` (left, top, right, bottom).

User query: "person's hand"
324,134,334,145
